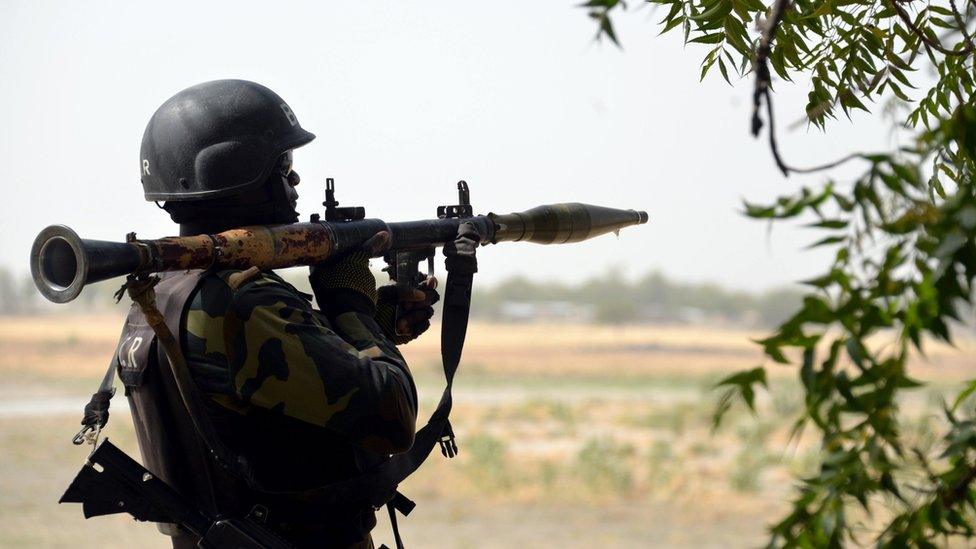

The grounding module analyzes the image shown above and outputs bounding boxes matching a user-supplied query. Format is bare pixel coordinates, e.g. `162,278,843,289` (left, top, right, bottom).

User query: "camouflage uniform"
184,268,416,453
180,267,418,547
107,79,419,548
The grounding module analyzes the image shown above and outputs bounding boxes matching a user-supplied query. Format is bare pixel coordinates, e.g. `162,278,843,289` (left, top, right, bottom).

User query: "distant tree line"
0,266,118,314
1,265,805,326
471,270,806,327
0,267,43,314
6,265,971,330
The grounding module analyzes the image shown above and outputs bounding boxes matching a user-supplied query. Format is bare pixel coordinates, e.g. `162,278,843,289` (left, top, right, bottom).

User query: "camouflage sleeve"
318,290,408,364
226,275,417,454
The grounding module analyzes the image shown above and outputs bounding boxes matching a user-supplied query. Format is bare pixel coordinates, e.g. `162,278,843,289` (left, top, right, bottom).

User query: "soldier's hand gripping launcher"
30,181,648,305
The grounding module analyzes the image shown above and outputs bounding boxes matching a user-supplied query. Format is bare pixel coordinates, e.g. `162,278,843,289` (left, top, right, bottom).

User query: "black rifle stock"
60,439,294,548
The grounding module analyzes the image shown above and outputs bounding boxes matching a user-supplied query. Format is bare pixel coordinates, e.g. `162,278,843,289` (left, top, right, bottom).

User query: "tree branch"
948,0,976,54
751,0,866,176
889,0,973,56
941,461,976,507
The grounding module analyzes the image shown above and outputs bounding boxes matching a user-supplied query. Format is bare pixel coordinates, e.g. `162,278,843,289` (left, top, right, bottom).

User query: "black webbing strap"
387,503,403,549
375,267,473,549
434,270,473,450
379,492,415,549
73,361,117,446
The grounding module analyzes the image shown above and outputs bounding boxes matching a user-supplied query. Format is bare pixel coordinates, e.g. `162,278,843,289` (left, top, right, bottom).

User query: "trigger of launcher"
384,247,435,337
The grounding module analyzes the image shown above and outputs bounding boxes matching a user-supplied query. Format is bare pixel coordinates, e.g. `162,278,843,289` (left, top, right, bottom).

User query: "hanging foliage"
582,0,976,545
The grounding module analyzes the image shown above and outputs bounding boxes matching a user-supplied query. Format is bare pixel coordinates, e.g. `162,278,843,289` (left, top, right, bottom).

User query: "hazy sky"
0,1,895,291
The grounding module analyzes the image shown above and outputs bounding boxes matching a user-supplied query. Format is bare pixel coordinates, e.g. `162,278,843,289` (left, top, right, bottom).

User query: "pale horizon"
1,1,894,292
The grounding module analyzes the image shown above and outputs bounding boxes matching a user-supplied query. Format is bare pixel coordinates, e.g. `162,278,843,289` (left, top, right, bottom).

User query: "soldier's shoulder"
187,271,232,316
210,267,306,293
210,268,312,317
187,269,305,331
214,266,266,292
188,268,279,313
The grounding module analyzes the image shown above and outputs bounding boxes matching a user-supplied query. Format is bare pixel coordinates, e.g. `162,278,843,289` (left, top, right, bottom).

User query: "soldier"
120,79,457,548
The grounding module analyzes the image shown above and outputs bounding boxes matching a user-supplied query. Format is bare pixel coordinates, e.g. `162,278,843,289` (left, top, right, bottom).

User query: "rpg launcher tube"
30,203,647,304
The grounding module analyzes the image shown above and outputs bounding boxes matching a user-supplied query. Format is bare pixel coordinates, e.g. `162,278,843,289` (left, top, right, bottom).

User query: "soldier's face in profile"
277,151,301,212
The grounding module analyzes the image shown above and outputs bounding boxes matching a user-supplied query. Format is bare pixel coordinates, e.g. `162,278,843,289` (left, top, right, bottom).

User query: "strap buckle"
71,423,102,447
438,421,459,458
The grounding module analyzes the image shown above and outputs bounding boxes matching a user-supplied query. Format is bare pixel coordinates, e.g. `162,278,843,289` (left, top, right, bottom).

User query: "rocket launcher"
30,180,648,305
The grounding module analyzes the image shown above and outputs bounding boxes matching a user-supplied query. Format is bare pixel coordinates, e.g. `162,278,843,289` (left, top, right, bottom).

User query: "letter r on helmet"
142,159,151,176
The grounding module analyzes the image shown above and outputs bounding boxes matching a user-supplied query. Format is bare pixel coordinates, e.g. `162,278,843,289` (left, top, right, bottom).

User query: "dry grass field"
1,314,973,548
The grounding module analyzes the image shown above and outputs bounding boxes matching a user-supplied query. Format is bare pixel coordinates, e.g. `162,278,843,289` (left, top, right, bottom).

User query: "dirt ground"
0,315,973,548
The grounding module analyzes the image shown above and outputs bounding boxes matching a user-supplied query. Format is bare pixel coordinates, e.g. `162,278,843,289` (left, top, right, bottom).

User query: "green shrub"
575,437,635,495
729,449,767,493
462,433,511,492
538,460,561,492
646,440,674,486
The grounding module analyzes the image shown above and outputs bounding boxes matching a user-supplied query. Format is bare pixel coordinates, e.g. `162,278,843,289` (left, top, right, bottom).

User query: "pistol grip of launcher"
390,249,435,337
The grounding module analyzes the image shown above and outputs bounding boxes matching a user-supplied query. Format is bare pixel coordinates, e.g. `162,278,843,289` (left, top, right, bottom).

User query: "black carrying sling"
77,248,476,549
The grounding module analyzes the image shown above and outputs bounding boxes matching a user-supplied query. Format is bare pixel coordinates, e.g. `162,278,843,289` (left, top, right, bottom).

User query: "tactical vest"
114,270,377,547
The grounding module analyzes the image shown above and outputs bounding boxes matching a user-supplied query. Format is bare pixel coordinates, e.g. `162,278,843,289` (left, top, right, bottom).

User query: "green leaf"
690,33,726,44
714,366,768,416
802,273,835,289
711,388,737,430
884,49,914,72
887,80,912,102
660,15,685,35
807,219,848,229
659,1,682,24
716,366,768,390
722,16,750,55
809,0,834,18
743,200,776,218
896,375,925,389
700,57,717,81
890,163,919,187
690,0,732,22
598,13,621,47
718,57,731,84
806,235,846,249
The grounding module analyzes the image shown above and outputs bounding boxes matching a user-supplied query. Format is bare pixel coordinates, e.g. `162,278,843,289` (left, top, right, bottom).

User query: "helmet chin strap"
167,174,299,236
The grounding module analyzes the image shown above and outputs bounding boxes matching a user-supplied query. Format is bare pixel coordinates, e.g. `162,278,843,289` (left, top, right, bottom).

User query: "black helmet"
140,79,315,202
